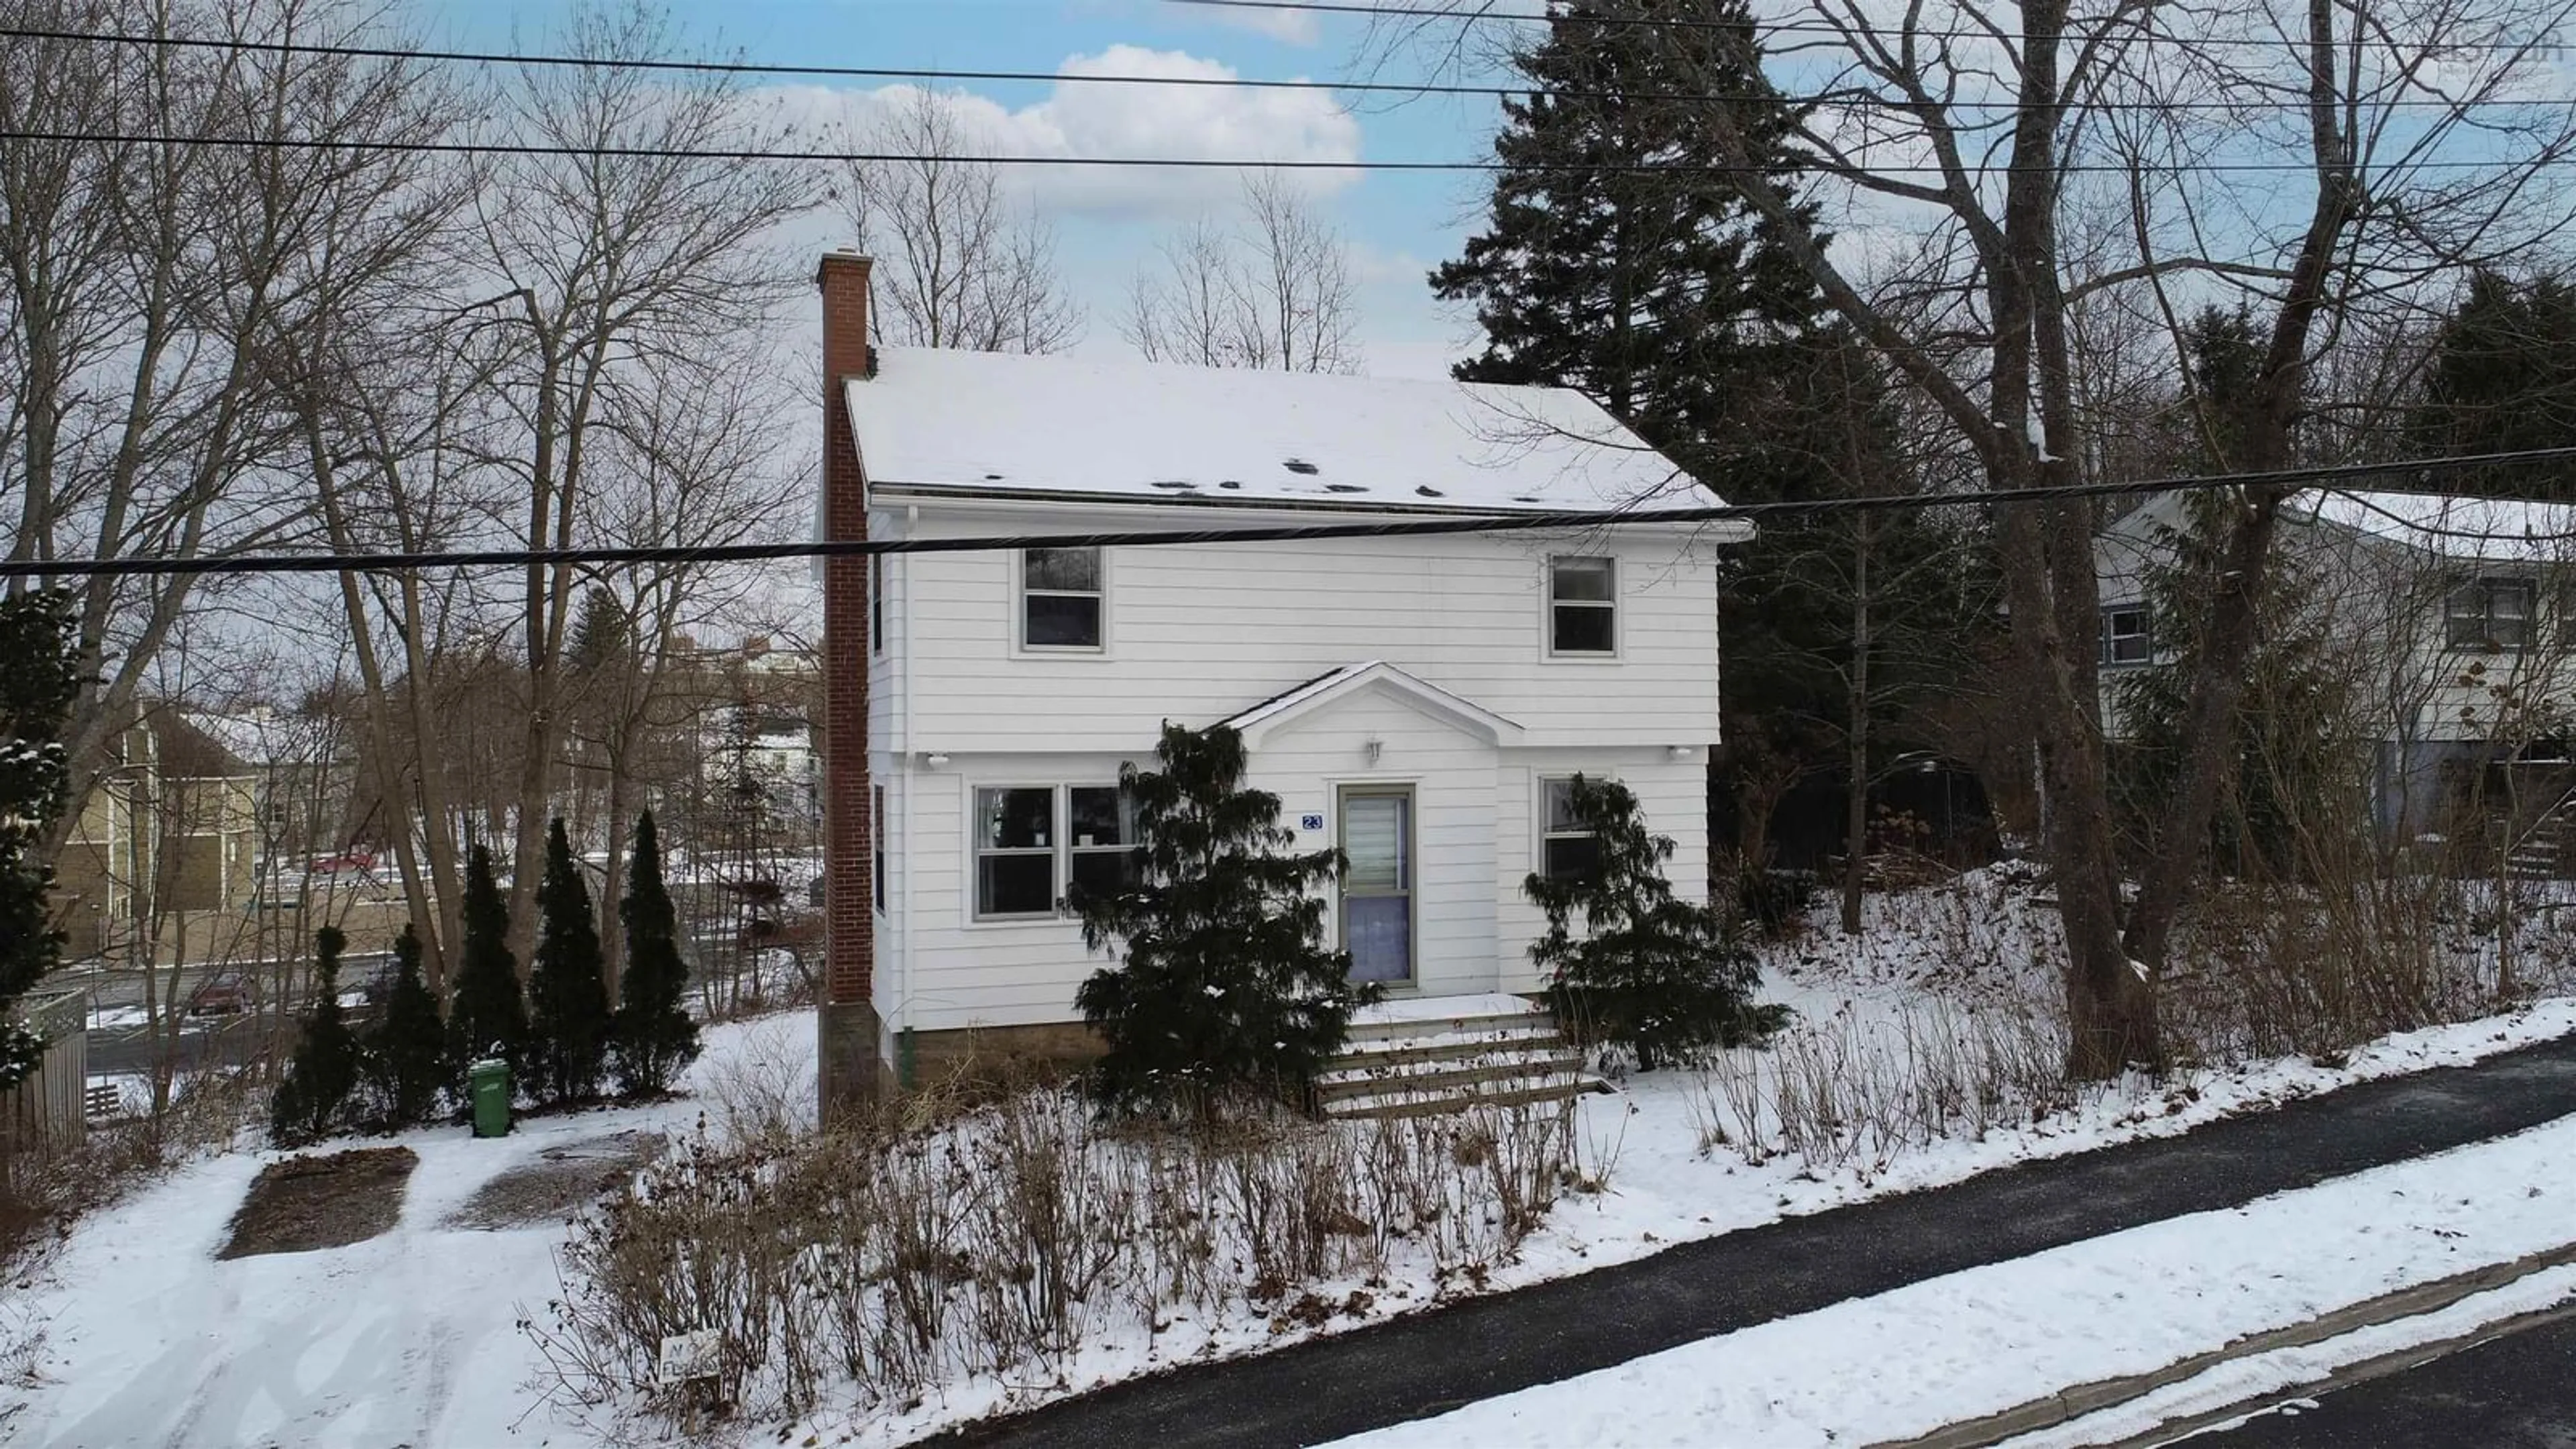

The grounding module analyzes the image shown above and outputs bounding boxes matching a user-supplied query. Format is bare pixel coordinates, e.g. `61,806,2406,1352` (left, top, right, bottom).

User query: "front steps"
1319,995,1601,1120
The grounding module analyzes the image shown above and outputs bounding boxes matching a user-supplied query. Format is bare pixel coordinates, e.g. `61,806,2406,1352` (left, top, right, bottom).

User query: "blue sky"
427,1,1525,378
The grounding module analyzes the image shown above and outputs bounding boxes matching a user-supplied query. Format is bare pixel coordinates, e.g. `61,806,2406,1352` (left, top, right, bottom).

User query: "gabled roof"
2102,488,2576,566
843,347,1729,519
1217,661,1525,747
2297,490,2576,564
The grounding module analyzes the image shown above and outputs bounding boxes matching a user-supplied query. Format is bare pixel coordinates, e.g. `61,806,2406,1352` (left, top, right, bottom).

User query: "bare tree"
836,87,1082,354
1376,0,2576,1075
0,0,447,872
1124,170,1360,372
465,0,815,955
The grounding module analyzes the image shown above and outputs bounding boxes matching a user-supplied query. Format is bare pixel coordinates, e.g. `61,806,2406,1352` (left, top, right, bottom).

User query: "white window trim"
962,780,1140,927
969,782,1062,922
1536,774,1606,883
1543,555,1620,661
2100,602,2152,669
2445,575,2536,654
1013,547,1110,657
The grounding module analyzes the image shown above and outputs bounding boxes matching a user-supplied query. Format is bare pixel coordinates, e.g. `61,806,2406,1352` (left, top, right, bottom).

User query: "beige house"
52,720,260,961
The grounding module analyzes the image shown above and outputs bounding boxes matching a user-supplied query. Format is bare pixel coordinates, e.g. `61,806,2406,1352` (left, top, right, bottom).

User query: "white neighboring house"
2094,488,2576,839
813,256,1746,1086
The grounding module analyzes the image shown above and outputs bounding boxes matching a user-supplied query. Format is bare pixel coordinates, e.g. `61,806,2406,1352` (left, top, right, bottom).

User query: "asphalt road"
2178,1309,2576,1448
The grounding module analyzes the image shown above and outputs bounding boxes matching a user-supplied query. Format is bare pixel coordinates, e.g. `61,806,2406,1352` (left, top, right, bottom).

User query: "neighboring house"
52,718,261,960
2094,488,2576,840
190,704,361,879
810,251,1746,1098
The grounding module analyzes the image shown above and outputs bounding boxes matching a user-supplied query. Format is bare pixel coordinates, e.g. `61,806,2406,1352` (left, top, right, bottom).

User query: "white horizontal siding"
1494,750,1707,996
880,502,1721,755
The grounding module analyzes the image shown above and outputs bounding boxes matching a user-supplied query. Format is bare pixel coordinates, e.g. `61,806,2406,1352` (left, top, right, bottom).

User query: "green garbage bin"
469,1056,512,1138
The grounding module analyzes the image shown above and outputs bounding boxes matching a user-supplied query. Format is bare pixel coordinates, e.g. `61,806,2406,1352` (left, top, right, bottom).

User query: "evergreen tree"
566,586,635,673
1432,0,1824,496
364,923,447,1127
612,810,700,1095
271,926,362,1144
0,589,77,1087
447,842,528,1089
1525,775,1780,1069
527,818,612,1103
2412,270,2576,500
1069,723,1367,1117
2112,493,2366,881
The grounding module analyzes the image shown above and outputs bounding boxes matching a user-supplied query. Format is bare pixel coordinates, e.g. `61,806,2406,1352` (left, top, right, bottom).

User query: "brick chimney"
817,250,881,1114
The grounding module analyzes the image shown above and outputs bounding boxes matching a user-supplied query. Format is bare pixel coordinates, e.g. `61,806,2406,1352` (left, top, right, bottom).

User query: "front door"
1340,787,1413,985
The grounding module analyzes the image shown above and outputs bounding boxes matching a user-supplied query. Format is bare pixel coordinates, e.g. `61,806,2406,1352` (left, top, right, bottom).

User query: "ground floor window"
973,783,1140,919
1540,777,1603,883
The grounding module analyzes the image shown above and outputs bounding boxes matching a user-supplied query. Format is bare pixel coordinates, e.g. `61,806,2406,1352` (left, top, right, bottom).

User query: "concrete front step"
1324,1078,1599,1121
1342,1008,1548,1044
1317,1053,1587,1102
1326,1031,1570,1073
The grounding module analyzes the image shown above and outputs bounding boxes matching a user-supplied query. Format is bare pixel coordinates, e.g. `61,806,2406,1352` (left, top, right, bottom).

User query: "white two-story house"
810,252,1746,1097
2095,487,2576,842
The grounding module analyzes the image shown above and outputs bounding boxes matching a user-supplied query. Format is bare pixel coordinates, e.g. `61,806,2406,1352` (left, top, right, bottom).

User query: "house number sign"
1299,813,1326,831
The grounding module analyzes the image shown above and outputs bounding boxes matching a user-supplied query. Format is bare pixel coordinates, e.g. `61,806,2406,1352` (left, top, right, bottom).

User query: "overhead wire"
5,25,2555,113
9,447,2576,582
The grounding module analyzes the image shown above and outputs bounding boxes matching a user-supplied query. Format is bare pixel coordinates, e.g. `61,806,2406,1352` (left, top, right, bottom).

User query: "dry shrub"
531,1089,1588,1428
1692,1000,2076,1174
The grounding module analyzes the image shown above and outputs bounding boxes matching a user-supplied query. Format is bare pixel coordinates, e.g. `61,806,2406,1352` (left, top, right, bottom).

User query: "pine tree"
364,923,447,1127
527,818,612,1103
0,589,77,1087
1525,775,1780,1069
271,926,362,1144
1431,0,1824,497
447,842,528,1090
1069,723,1367,1117
611,810,699,1096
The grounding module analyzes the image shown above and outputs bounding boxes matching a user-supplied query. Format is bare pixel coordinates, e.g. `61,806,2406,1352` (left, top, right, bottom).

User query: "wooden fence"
2,988,89,1148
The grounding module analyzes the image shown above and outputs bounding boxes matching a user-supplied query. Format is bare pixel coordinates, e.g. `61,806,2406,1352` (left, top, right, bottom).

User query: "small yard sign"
657,1329,722,1389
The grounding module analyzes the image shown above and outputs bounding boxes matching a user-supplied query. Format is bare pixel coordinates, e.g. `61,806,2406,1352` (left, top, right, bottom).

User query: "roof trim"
1218,661,1526,748
869,478,1746,534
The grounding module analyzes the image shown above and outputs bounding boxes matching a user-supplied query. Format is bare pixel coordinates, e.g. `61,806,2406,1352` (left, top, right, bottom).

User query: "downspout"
898,501,920,1088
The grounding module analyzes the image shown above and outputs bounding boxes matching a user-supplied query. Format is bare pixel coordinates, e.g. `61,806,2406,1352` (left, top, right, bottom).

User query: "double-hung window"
1539,777,1603,883
973,786,1058,918
1549,556,1616,655
2099,604,2151,667
2446,577,2534,651
973,784,1140,919
1067,786,1141,898
873,783,888,912
1022,547,1104,650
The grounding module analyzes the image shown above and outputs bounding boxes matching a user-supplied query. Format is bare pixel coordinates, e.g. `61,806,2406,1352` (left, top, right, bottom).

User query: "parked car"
187,975,250,1017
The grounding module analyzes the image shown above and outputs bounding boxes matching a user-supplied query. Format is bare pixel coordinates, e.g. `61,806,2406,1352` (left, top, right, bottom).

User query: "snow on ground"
1327,1113,2576,1448
1,1015,812,1449
11,869,2576,1448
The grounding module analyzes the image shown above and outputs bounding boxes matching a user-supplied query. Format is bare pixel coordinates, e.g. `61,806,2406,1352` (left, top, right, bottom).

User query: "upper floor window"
1539,777,1603,883
2100,603,2151,667
2446,576,2534,652
1021,547,1103,650
1549,556,1616,655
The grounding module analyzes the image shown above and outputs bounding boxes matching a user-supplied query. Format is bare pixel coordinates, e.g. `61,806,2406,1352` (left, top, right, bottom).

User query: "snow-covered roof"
2299,490,2576,564
842,347,1720,516
189,710,343,767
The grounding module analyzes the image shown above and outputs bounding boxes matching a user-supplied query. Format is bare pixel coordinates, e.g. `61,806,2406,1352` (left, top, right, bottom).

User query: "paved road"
930,1034,2576,1449
2178,1309,2576,1448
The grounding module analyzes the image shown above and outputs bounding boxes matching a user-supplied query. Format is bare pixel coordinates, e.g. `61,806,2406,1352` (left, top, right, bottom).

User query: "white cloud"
786,46,1364,221
1191,4,1323,45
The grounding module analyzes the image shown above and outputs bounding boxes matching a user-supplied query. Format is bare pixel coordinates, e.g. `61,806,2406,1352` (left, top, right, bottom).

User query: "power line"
5,127,2567,176
10,448,2575,582
8,25,2550,114
1173,0,2576,53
